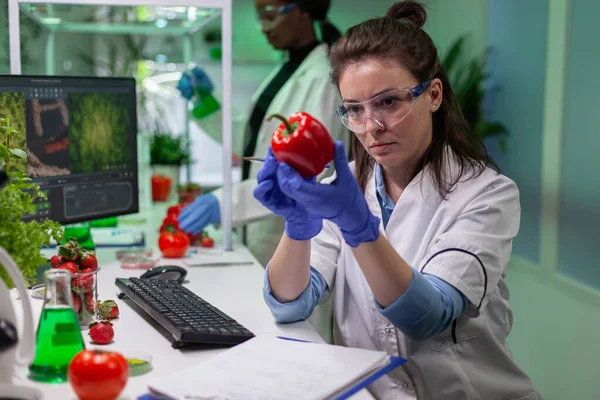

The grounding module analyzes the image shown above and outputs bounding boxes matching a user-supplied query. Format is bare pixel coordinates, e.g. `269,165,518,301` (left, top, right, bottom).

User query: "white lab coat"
310,151,541,400
206,43,348,266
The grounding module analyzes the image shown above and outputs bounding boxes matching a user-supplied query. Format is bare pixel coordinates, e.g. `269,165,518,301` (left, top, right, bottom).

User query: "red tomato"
201,236,214,248
68,350,128,400
158,231,190,258
151,174,171,202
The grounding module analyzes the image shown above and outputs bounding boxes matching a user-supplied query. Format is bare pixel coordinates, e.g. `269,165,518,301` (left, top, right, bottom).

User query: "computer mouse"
140,265,187,284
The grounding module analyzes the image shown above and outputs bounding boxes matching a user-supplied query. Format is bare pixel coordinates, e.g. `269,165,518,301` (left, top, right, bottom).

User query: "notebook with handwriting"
147,334,405,400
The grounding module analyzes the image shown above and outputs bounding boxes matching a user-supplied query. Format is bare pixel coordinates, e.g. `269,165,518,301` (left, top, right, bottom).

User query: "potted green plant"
150,131,190,202
0,116,63,288
442,35,508,151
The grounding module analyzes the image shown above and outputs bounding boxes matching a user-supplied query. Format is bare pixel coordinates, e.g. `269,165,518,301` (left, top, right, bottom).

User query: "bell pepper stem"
267,114,295,136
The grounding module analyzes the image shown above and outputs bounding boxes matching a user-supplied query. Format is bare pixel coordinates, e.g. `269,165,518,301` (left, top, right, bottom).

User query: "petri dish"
115,247,153,260
125,351,153,377
120,254,158,270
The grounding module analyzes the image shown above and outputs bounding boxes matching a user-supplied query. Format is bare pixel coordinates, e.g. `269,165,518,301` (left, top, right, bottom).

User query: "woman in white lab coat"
178,0,348,267
253,1,541,399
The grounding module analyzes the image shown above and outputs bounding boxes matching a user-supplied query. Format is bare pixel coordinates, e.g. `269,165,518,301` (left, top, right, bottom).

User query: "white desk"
11,211,374,399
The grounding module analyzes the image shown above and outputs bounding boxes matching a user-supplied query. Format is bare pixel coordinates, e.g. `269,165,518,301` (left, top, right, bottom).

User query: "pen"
243,157,331,169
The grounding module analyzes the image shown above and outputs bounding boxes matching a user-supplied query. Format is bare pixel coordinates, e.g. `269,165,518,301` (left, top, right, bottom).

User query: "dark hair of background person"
291,0,343,47
329,0,499,197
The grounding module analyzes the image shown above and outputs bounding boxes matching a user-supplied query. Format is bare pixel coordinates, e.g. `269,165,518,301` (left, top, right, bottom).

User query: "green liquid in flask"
29,306,85,383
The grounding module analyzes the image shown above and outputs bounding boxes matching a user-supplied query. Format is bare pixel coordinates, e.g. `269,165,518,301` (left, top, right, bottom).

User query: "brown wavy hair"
329,0,498,196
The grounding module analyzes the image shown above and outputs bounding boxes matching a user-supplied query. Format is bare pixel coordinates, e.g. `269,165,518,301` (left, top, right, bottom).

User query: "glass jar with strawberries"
50,238,99,329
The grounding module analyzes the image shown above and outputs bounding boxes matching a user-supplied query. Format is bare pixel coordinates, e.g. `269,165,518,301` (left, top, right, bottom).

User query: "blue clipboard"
333,355,406,399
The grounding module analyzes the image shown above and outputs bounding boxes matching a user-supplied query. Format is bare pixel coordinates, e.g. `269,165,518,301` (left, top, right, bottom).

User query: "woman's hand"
253,148,322,241
276,141,380,247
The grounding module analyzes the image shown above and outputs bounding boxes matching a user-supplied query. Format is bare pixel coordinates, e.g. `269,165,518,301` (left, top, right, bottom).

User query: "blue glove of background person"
177,66,214,100
253,148,322,241
276,141,380,247
178,192,221,235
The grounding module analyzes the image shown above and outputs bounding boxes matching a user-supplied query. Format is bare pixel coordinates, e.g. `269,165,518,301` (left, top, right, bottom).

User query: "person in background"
253,1,540,399
177,0,348,268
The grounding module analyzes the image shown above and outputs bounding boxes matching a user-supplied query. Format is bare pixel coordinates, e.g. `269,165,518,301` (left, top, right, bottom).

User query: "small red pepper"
151,174,171,202
269,112,334,178
167,204,185,216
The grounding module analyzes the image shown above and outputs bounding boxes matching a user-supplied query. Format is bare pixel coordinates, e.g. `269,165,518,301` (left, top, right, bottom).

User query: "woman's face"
254,0,305,50
338,59,443,171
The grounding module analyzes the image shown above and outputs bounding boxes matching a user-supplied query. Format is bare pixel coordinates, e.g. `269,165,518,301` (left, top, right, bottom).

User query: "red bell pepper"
269,112,334,178
151,174,171,202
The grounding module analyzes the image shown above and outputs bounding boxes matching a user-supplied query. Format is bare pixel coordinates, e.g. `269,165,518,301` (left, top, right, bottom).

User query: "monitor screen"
0,75,139,225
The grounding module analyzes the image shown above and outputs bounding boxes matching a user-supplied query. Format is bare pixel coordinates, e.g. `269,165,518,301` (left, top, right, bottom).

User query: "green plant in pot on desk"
150,132,190,202
0,116,63,288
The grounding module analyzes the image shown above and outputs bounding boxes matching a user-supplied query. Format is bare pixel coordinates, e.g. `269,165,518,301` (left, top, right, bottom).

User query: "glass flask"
29,269,85,383
71,268,98,328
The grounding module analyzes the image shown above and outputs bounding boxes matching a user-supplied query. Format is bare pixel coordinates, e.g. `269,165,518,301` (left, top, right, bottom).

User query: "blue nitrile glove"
276,141,381,247
176,73,194,100
253,148,322,240
177,192,221,235
189,66,214,93
176,66,214,100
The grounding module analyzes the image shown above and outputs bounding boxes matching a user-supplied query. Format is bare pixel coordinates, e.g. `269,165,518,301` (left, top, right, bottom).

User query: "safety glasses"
256,2,297,32
336,80,431,134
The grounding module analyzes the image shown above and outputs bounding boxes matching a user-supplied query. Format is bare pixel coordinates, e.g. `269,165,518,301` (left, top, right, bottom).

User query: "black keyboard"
115,277,255,349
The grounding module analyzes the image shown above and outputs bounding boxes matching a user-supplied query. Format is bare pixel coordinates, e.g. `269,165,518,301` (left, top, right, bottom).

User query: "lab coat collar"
250,43,330,106
291,43,330,78
374,163,395,212
286,41,320,62
365,146,463,219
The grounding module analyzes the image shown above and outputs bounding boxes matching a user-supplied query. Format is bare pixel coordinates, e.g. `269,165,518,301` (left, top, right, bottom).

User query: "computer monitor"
0,75,139,225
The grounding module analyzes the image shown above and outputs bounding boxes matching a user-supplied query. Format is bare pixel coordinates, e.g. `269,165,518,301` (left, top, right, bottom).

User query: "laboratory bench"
9,202,375,399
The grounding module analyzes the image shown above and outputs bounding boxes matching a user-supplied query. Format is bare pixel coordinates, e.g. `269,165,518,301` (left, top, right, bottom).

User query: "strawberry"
98,300,119,320
88,320,114,345
72,270,94,294
201,235,214,248
58,261,78,275
57,237,83,262
50,255,64,268
84,292,98,313
72,291,82,314
80,252,98,271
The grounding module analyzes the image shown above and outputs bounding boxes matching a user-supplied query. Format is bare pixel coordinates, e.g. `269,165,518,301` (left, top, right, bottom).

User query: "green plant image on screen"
0,92,27,172
68,93,132,173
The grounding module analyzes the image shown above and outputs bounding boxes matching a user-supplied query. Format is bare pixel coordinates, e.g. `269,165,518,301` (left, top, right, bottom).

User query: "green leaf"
9,148,26,159
0,115,63,288
0,145,9,164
